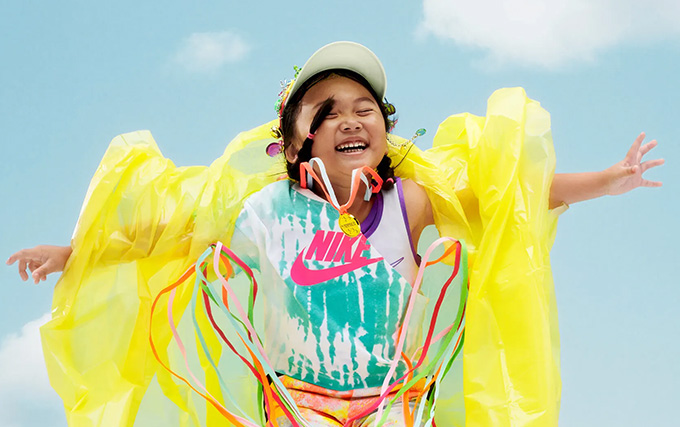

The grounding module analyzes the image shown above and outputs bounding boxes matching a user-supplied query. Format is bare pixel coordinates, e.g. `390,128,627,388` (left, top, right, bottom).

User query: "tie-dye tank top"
230,179,427,391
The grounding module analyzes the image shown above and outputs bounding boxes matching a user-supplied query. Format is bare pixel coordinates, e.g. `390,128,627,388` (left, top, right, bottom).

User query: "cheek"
310,137,331,158
370,122,388,148
295,107,315,138
293,123,307,144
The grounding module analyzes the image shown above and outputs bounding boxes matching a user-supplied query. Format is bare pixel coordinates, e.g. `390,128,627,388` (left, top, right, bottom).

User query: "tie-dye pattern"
231,180,428,391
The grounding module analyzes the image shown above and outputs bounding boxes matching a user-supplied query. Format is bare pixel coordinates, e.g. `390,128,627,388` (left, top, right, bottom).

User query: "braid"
376,154,395,190
286,98,335,181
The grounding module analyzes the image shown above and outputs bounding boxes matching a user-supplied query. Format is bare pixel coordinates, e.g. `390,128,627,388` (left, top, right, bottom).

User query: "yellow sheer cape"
41,87,561,426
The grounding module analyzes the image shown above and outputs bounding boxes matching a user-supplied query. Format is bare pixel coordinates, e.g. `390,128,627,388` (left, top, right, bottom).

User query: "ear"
285,144,299,164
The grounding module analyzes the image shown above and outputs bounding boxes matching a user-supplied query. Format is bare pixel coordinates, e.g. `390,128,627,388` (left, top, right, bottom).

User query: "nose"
341,119,362,132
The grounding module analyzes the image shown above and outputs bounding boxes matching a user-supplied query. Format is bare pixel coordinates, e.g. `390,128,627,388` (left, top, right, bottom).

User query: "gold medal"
338,213,361,237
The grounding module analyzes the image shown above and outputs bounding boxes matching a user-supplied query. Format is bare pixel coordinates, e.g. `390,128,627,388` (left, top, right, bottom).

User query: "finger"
641,158,665,172
7,248,41,266
636,140,658,164
18,259,29,281
640,140,658,157
32,260,55,283
32,271,44,284
641,179,662,188
6,249,27,265
625,132,645,162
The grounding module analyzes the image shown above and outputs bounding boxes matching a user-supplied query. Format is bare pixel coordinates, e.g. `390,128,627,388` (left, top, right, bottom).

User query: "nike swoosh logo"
290,249,383,286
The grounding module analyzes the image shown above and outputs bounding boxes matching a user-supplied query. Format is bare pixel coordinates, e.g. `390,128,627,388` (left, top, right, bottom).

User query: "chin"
342,157,380,171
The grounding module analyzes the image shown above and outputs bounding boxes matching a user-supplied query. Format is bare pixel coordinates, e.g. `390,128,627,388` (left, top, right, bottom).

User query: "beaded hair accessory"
267,66,301,157
387,128,426,149
274,65,301,119
382,98,425,147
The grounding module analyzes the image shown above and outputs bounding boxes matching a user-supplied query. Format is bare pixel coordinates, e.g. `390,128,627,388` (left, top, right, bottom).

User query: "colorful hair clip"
270,126,282,139
266,141,284,157
384,99,398,133
383,99,396,116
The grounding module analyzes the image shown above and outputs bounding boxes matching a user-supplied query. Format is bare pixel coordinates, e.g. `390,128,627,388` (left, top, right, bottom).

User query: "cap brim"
288,41,387,103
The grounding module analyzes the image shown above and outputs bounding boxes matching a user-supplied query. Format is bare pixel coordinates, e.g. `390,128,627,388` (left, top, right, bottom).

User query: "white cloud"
420,0,680,68
173,31,250,73
0,313,65,426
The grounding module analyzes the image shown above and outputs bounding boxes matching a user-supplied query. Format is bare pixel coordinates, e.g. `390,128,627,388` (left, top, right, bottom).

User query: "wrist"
58,245,73,271
601,167,619,196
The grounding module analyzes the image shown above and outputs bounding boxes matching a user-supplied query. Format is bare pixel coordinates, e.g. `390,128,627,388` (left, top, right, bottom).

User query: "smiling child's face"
289,75,387,184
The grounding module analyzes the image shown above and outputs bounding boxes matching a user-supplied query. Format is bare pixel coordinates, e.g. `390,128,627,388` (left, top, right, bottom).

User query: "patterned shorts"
272,375,428,427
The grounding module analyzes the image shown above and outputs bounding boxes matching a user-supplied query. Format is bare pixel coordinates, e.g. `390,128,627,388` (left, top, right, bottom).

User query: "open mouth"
335,142,367,153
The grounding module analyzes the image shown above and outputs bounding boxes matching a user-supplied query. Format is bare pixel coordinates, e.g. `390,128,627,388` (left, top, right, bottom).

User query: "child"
8,42,662,426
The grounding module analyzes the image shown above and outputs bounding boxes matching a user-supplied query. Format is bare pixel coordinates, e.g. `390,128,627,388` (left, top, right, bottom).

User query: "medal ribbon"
299,157,383,216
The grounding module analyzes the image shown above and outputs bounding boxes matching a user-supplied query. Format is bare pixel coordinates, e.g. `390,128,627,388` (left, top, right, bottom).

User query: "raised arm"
549,132,664,209
7,245,72,284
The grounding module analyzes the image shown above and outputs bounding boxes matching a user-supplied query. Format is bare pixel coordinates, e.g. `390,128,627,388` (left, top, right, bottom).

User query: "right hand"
604,132,664,196
6,245,72,284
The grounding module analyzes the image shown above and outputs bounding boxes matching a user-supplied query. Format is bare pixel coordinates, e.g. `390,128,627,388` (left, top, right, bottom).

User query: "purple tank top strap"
395,177,421,264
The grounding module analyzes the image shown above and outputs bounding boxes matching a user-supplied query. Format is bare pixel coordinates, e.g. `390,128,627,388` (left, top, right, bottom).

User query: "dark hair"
280,69,395,189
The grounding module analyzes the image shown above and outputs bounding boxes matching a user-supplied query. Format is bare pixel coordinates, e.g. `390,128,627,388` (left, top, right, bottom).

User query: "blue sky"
1,1,678,426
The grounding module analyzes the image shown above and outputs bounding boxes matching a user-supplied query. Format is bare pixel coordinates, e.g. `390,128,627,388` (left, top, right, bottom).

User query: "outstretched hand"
606,132,664,196
6,245,72,284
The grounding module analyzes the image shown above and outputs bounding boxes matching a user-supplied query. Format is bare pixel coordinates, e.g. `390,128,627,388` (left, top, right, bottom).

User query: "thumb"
31,259,56,284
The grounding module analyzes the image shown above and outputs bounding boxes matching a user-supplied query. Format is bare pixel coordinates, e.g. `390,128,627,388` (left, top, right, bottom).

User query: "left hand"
605,132,664,196
6,245,72,284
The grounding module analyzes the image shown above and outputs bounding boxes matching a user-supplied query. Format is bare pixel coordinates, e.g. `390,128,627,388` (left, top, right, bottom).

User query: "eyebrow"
313,96,377,109
354,96,378,105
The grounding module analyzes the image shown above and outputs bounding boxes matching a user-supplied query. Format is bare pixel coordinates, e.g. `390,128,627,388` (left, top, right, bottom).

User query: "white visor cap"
287,41,387,104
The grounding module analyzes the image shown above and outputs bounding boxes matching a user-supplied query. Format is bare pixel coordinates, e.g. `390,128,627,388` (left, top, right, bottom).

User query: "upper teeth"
337,142,366,150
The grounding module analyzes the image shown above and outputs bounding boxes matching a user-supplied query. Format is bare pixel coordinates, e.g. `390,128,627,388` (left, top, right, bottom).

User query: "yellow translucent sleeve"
432,88,561,426
41,124,284,426
387,87,560,426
